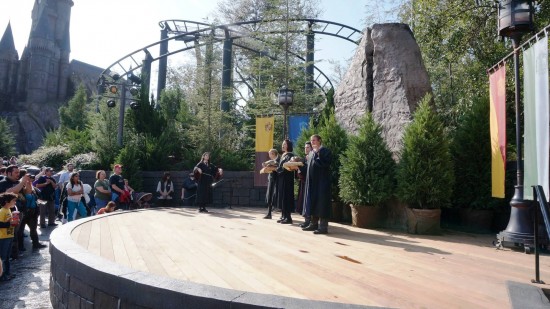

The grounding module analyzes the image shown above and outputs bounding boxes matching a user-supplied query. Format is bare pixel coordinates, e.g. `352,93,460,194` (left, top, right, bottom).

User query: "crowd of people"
0,158,205,283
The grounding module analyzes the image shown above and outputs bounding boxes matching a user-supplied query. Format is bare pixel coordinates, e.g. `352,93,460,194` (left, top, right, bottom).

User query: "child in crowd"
0,192,18,282
97,201,116,215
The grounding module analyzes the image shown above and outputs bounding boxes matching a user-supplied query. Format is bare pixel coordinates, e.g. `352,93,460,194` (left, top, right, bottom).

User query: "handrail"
531,185,550,284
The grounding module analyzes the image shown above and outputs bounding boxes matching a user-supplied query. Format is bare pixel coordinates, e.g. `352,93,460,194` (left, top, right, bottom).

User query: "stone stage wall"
49,212,373,309
78,170,267,208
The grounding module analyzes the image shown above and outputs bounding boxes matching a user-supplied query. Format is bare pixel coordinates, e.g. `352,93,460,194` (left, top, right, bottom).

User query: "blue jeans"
0,237,13,279
67,200,87,222
94,198,108,215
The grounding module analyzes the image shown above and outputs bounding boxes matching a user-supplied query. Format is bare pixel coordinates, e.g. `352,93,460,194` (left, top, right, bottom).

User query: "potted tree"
318,112,348,222
396,95,454,234
339,113,396,228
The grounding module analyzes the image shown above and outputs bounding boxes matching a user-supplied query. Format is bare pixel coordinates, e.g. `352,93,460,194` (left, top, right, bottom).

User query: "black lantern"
278,86,294,106
497,0,535,39
278,85,294,139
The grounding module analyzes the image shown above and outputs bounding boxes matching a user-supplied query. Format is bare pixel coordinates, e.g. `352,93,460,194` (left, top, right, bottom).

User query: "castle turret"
0,22,19,106
20,0,73,104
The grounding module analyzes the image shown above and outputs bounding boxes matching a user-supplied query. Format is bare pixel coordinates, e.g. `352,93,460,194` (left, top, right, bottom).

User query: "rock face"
334,23,432,157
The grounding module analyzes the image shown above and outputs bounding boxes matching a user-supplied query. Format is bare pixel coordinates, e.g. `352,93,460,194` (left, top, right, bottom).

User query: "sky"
0,0,367,91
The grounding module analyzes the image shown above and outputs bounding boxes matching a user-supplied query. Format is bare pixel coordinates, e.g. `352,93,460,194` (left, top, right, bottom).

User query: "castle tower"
0,22,19,108
19,0,73,104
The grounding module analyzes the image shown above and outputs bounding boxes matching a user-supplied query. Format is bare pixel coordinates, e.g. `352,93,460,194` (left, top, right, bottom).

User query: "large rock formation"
334,23,432,157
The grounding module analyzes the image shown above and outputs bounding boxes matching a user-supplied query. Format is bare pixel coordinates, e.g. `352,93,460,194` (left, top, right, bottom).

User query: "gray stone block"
81,299,94,309
71,276,95,301
68,291,81,309
94,289,119,309
507,280,550,309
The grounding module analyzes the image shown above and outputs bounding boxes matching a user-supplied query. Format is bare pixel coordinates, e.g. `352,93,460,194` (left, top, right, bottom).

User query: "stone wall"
79,170,266,208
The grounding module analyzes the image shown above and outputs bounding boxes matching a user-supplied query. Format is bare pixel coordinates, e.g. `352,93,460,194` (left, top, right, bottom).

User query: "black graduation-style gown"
275,152,295,213
195,161,219,205
305,147,332,218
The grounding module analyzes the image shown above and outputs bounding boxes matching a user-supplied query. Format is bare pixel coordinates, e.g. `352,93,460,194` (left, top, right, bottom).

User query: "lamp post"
98,72,142,147
495,0,536,250
278,85,294,139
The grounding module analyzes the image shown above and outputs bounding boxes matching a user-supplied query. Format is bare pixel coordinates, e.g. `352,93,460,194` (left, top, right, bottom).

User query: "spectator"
16,170,46,251
181,173,197,207
0,192,18,282
109,164,125,209
156,172,174,206
35,167,57,228
0,167,6,181
0,165,29,257
8,156,17,166
93,170,110,215
56,163,74,190
97,201,116,215
65,172,87,222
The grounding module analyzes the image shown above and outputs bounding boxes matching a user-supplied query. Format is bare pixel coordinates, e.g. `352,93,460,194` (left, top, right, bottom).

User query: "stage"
50,207,550,308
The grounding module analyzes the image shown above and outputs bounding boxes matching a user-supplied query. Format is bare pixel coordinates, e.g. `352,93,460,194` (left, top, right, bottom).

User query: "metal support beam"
220,32,233,112
117,83,127,147
305,21,315,94
142,51,153,93
157,25,168,101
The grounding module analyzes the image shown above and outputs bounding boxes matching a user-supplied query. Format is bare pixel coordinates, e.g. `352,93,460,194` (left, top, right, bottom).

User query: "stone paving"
0,225,54,309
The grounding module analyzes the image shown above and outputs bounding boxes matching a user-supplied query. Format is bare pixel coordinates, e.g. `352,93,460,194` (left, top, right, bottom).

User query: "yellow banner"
255,117,274,152
489,66,506,198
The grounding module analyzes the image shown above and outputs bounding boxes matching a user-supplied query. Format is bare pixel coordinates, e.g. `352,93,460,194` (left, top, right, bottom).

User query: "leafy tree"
89,100,120,169
339,113,395,206
59,84,89,131
0,117,16,156
396,94,454,209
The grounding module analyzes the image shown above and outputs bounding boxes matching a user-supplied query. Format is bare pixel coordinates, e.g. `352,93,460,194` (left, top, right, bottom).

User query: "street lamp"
495,0,536,251
97,71,142,147
278,85,294,139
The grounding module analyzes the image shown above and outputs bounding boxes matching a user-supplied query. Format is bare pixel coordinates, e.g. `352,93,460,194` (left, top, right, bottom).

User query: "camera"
28,175,36,180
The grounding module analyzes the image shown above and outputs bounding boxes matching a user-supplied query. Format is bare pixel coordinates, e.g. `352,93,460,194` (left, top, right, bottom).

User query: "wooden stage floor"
70,207,550,308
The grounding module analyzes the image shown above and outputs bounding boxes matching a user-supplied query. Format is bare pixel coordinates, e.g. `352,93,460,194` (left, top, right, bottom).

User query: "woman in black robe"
275,140,295,224
297,141,312,228
263,149,279,219
193,152,222,213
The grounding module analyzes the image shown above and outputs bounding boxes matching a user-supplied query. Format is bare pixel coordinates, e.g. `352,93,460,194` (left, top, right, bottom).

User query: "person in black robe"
275,140,295,224
193,152,222,213
297,141,312,228
263,149,279,219
302,134,332,234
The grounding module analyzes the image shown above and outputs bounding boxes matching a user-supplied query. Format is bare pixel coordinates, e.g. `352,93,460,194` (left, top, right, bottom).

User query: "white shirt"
66,183,83,203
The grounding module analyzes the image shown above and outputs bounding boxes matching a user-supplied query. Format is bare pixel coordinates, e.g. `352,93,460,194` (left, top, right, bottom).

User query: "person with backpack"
65,172,87,222
35,167,57,228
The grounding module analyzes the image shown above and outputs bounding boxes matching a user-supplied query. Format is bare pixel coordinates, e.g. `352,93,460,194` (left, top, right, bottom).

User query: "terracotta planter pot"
459,208,494,233
351,204,383,228
406,208,441,235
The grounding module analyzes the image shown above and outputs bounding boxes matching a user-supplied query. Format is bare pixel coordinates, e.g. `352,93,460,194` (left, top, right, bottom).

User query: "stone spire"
0,22,17,53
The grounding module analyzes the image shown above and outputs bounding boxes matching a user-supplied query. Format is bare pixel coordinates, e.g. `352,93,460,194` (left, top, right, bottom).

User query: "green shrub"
317,112,348,202
0,117,16,156
396,95,454,209
18,146,70,170
115,137,143,191
451,96,498,209
339,113,396,206
68,152,101,171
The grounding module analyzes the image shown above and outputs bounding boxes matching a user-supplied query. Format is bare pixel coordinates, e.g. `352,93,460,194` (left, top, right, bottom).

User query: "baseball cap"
44,167,54,172
114,164,123,169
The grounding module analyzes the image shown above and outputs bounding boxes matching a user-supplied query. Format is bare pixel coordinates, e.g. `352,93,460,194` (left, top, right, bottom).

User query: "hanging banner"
489,65,506,198
254,116,274,187
288,115,310,146
255,117,274,152
524,37,549,200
